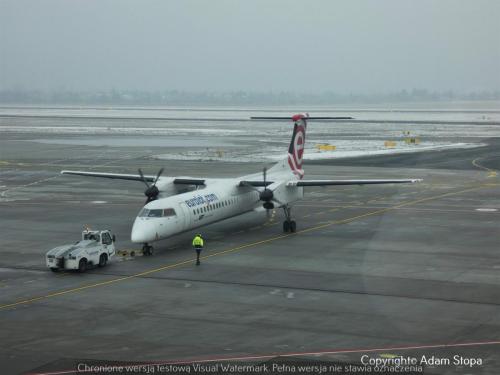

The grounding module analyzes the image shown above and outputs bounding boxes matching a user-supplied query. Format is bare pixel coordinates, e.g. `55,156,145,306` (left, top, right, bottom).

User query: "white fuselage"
131,160,302,244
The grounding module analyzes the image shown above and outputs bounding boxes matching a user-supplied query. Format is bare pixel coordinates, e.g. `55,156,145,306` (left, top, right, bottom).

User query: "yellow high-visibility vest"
192,236,204,247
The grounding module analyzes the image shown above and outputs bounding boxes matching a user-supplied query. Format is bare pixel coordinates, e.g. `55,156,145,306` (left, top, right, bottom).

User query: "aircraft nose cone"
131,218,157,243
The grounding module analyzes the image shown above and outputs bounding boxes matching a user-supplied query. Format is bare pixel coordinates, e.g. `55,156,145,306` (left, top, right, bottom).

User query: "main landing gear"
282,205,297,233
142,243,154,256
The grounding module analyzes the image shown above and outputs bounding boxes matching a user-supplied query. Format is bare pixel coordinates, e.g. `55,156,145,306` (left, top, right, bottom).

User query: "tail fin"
287,113,308,179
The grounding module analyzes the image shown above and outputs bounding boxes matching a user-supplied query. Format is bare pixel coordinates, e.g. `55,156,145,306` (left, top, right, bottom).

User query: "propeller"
260,167,274,209
244,167,284,216
138,167,164,204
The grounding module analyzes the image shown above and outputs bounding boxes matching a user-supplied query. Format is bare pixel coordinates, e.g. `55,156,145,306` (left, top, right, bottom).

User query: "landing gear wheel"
283,220,290,233
50,267,59,273
78,259,87,273
263,202,274,210
282,205,296,233
98,254,108,267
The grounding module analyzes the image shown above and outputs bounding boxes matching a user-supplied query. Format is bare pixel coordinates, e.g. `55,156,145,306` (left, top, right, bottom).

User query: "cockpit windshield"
139,208,176,218
163,208,176,217
139,209,163,217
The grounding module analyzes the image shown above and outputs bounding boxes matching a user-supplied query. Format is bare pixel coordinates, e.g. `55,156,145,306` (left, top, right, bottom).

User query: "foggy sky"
1,0,499,93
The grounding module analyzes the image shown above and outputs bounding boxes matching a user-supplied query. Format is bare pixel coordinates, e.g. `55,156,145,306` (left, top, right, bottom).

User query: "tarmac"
1,119,500,375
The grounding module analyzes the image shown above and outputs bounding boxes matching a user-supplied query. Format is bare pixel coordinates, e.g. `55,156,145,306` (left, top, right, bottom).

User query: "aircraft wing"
61,170,155,182
61,170,206,185
286,179,422,187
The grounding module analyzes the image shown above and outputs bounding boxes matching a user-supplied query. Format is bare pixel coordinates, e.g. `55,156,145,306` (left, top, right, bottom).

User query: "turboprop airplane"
61,113,421,255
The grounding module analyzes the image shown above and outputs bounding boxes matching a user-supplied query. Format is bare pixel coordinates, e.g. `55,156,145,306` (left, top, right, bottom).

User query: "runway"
1,110,500,374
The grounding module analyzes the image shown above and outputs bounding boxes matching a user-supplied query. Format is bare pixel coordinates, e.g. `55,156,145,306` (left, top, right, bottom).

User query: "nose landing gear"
282,205,297,233
142,243,154,256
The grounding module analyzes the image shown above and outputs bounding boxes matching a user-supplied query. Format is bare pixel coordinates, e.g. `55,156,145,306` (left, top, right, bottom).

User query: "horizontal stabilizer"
251,116,353,121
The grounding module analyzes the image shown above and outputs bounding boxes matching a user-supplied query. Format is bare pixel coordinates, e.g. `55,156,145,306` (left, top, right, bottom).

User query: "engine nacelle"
267,182,303,206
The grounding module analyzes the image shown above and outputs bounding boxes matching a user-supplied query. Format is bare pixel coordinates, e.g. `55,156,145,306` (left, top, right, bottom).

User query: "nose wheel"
142,243,154,256
282,205,297,233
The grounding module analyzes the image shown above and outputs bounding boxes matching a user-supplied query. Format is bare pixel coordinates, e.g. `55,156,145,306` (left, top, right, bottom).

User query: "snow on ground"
0,126,244,136
154,141,484,163
2,120,500,138
0,106,493,163
299,142,483,160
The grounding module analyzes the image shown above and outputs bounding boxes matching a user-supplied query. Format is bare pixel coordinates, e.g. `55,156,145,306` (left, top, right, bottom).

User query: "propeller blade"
241,181,261,193
138,168,150,188
263,167,267,189
139,168,163,204
153,167,164,186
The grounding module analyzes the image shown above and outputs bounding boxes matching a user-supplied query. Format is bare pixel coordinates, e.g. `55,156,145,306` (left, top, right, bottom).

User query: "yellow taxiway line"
0,182,497,311
472,157,497,178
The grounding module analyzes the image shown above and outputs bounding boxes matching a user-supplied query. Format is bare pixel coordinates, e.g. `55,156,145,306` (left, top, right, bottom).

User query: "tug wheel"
78,259,87,273
98,254,108,267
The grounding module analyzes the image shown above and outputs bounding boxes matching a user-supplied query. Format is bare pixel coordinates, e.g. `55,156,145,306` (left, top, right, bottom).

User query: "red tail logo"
288,113,308,179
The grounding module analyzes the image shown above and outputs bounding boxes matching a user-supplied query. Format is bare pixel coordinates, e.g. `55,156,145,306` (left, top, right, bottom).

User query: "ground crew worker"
192,233,204,265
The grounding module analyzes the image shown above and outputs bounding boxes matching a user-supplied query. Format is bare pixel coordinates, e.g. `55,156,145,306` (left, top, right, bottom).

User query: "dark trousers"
195,246,202,265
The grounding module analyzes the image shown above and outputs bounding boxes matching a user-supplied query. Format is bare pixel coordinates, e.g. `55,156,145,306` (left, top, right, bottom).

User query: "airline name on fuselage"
185,193,219,208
